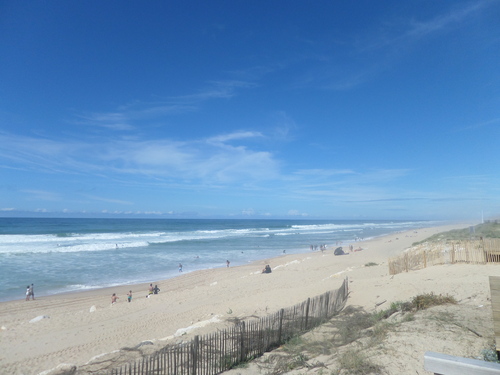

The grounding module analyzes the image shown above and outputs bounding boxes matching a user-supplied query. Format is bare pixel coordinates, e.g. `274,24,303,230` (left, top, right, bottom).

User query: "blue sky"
1,1,499,220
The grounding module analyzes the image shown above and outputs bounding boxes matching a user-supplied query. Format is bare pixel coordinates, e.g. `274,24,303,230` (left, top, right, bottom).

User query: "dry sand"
0,223,498,375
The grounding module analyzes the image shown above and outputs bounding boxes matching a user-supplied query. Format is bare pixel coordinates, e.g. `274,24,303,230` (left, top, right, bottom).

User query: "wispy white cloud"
405,2,487,39
83,195,134,205
75,112,135,131
460,117,500,131
268,111,298,142
73,79,256,132
276,168,418,207
74,104,195,131
294,169,356,177
177,80,257,101
290,169,410,190
0,130,280,186
365,1,490,51
109,140,194,168
207,131,263,144
298,1,493,91
22,189,61,201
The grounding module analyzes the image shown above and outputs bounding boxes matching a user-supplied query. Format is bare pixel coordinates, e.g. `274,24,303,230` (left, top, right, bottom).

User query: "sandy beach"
1,222,498,375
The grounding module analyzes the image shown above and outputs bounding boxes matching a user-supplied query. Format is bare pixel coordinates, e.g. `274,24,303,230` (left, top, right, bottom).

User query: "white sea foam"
0,220,432,255
0,228,258,254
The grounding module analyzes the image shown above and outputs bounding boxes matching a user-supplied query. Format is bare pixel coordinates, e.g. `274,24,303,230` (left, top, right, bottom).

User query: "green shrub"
411,293,457,311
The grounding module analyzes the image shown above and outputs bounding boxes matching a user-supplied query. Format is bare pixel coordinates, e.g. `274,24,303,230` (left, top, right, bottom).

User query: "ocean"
0,218,434,302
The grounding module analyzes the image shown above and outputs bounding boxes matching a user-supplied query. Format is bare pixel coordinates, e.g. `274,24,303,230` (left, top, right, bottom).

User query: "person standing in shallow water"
226,260,230,267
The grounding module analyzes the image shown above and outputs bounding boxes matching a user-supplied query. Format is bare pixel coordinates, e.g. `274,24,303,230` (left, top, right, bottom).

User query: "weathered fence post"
324,292,330,320
240,321,246,363
192,335,199,375
278,308,284,343
423,250,427,268
304,297,311,330
173,346,177,375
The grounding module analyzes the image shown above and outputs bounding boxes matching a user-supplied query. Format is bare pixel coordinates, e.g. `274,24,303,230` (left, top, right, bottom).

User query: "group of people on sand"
109,259,233,305
111,283,161,304
25,284,34,301
107,243,369,304
111,290,133,304
310,244,328,251
148,283,160,296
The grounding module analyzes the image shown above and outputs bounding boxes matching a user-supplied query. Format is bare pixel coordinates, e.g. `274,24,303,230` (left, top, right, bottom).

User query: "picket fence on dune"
104,277,349,375
388,238,500,275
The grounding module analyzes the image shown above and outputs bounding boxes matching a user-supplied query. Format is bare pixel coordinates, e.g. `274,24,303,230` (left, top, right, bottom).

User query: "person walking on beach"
127,290,132,302
25,285,30,301
29,283,34,300
111,293,118,304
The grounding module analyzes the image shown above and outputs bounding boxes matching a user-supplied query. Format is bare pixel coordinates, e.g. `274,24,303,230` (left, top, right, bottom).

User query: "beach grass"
413,221,500,245
244,293,462,374
335,349,382,375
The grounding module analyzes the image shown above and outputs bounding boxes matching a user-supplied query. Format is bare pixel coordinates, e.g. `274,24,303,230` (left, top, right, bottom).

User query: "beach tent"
334,247,345,256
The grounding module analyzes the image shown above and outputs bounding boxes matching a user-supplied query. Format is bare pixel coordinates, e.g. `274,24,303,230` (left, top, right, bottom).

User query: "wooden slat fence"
105,277,349,375
389,239,500,275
